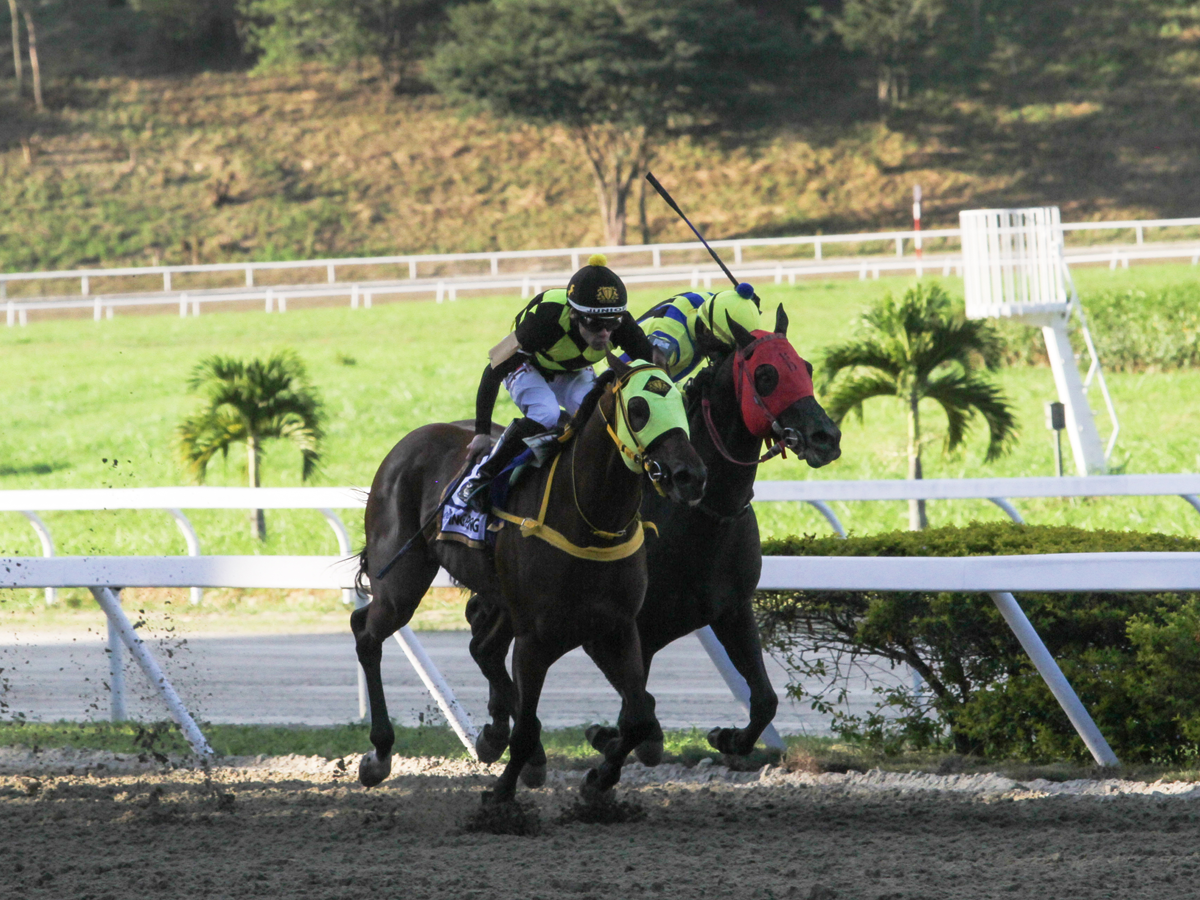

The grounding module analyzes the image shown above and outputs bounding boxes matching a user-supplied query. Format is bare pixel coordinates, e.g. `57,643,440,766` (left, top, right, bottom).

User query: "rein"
493,364,676,562
491,449,653,562
700,397,785,467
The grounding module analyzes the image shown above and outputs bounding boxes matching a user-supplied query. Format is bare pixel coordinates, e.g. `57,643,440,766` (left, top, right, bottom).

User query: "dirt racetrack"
1,748,1197,900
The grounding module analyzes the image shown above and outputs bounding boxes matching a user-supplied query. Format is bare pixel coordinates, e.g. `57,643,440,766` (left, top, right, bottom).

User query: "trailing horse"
352,357,706,802
467,305,841,766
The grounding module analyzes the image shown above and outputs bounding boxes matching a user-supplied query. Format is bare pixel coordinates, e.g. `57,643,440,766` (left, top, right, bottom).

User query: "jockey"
457,254,657,507
637,282,761,382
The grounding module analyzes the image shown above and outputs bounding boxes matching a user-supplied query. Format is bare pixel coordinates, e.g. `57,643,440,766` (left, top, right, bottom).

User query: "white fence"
5,215,1200,325
5,475,1200,765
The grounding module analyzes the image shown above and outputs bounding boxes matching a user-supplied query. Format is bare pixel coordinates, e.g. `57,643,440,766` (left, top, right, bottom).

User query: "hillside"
4,55,1200,275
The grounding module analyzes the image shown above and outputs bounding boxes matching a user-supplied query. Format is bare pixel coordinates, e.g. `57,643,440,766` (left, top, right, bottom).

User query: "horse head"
697,305,841,468
605,354,707,505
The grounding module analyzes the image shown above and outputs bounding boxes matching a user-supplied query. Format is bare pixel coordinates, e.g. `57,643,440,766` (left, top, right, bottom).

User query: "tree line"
6,0,1191,243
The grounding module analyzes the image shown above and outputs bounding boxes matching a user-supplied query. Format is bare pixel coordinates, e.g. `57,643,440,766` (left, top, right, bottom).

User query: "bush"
997,283,1200,372
756,524,1200,762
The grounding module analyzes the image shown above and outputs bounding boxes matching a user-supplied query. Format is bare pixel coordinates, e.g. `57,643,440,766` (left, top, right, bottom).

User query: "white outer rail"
754,473,1200,535
5,215,1200,323
9,550,1200,766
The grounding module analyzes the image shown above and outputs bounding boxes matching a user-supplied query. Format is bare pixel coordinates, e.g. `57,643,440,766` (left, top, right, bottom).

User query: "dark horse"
352,357,706,801
467,305,841,766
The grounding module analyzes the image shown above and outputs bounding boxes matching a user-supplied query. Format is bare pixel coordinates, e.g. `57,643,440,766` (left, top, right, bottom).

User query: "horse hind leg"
582,622,658,796
488,634,558,803
466,592,516,763
705,603,779,757
352,552,440,787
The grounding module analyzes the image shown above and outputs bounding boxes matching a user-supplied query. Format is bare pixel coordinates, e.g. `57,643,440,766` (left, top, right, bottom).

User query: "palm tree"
178,350,325,541
820,283,1018,530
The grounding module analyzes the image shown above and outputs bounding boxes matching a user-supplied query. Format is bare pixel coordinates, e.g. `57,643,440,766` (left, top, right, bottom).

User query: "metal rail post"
988,590,1119,766
90,586,213,756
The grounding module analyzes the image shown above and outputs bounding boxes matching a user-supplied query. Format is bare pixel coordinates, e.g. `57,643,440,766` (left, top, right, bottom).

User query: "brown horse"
466,305,842,767
352,356,706,801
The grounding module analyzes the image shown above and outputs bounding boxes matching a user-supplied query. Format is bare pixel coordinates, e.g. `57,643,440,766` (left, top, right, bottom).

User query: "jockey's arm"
611,312,655,363
470,354,523,461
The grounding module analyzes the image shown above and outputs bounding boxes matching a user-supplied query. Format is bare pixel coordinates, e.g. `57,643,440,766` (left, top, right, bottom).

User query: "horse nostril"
675,469,692,485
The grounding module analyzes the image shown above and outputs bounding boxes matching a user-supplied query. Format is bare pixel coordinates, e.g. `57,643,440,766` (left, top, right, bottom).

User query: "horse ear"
774,304,789,337
726,311,756,350
606,350,632,377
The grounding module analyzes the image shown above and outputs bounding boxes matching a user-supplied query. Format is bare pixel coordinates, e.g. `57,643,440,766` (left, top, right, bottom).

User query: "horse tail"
354,546,371,599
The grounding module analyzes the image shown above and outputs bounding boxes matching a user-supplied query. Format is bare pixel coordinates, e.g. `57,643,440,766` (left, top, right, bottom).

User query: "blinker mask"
610,362,690,474
733,331,815,439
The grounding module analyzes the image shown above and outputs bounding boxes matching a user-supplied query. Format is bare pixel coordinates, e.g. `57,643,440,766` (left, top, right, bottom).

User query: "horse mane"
683,348,732,413
568,366,620,432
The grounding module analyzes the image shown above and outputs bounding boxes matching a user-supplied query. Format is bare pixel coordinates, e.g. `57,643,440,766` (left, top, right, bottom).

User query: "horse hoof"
358,750,392,788
707,726,736,755
580,768,607,802
585,724,618,752
475,727,508,764
520,762,547,788
634,739,664,767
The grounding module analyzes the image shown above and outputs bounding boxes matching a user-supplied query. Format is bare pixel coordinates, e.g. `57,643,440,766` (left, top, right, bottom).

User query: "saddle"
435,435,563,549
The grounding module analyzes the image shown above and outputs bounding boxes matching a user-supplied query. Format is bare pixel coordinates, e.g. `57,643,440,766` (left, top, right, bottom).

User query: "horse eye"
754,364,779,397
627,396,651,431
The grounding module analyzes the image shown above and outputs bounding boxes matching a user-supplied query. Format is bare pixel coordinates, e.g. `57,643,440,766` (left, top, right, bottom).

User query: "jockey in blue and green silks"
638,283,761,382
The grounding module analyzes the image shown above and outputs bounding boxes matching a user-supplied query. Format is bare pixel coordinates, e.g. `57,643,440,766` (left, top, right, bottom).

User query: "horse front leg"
351,556,439,787
582,621,658,796
705,600,779,757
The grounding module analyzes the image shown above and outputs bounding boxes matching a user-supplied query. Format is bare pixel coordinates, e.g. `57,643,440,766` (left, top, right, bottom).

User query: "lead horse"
467,305,841,767
352,357,706,801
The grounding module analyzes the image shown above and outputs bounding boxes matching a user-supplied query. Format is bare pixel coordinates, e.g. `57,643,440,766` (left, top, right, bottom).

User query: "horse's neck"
693,365,760,514
560,402,643,534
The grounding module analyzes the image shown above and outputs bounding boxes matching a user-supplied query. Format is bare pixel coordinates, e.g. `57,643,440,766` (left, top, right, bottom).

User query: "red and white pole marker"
912,184,923,260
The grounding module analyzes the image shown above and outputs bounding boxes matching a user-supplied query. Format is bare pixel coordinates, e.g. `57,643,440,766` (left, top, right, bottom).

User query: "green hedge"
996,283,1200,371
756,524,1200,763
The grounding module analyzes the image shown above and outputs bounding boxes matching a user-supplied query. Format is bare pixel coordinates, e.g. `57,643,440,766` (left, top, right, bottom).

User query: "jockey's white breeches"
504,362,597,429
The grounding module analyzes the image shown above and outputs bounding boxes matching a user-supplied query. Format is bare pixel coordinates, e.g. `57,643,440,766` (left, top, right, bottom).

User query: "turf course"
2,263,1199,571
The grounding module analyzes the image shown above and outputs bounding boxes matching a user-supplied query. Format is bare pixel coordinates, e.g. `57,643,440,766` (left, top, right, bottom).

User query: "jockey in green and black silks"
638,283,761,382
457,254,657,508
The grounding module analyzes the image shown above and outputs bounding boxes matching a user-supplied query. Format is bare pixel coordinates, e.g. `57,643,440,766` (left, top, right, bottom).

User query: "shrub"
756,524,1200,762
997,283,1200,371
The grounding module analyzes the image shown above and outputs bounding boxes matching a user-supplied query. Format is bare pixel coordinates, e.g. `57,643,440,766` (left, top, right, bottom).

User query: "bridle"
699,333,810,467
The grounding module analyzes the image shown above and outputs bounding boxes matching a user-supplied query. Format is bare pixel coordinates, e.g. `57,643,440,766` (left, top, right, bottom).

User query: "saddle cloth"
435,444,543,549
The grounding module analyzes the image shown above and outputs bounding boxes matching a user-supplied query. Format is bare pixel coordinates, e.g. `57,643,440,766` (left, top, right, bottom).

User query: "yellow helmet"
703,288,760,345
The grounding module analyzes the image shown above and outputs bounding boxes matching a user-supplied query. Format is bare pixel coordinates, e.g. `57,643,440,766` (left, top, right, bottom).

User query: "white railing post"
166,509,203,605
91,586,214,756
393,627,478,757
93,296,102,321
19,510,56,605
895,237,903,256
490,256,499,275
409,260,417,279
734,244,743,264
988,591,1119,766
652,248,661,268
265,288,273,313
327,263,336,283
107,596,127,721
192,296,200,316
814,238,822,260
164,270,171,292
6,301,13,327
82,275,89,296
245,267,254,286
351,284,359,309
436,281,445,303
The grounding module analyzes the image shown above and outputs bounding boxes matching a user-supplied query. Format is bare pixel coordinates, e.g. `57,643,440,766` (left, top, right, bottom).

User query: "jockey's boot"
456,417,545,510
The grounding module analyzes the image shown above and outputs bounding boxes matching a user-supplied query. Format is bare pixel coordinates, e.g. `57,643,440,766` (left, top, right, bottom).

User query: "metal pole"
392,626,479,757
91,587,213,756
107,603,127,721
693,626,785,751
988,591,1119,766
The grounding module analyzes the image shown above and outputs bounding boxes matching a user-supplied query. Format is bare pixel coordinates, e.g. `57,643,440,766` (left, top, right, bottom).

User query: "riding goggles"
578,313,623,332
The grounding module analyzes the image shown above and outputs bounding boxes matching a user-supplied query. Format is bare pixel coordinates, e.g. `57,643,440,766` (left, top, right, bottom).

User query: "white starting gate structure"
960,207,1118,475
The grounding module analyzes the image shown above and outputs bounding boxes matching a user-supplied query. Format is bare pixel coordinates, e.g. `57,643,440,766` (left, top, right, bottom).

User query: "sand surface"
1,748,1197,900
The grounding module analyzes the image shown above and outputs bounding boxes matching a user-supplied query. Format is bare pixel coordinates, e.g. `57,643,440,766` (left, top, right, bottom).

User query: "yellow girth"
491,451,656,562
